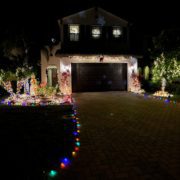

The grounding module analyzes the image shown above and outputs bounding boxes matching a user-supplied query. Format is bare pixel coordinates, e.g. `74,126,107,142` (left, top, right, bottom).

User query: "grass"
170,94,180,102
0,105,76,180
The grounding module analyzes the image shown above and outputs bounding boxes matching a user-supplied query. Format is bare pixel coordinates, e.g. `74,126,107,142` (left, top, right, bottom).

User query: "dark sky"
1,0,180,43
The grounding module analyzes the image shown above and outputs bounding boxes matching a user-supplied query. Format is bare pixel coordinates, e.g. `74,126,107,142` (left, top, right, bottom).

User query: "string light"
60,163,66,169
72,151,76,157
1,94,72,106
48,170,58,178
1,93,81,177
73,131,79,136
75,142,80,147
75,147,79,151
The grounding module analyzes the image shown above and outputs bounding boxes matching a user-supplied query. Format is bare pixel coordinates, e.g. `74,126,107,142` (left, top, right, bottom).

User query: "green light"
76,142,80,147
48,170,58,178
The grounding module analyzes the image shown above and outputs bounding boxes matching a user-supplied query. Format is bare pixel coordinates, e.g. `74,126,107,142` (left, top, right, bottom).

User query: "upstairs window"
69,25,79,41
92,26,101,39
113,27,122,38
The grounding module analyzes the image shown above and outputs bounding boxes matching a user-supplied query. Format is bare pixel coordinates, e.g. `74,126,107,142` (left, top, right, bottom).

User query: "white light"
92,27,101,38
61,63,71,73
113,27,122,38
47,65,57,69
69,25,79,34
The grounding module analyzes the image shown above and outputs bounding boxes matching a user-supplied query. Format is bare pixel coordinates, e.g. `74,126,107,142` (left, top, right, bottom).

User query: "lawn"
0,105,78,179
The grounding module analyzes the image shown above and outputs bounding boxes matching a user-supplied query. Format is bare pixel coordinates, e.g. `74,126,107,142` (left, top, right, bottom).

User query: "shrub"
144,66,150,80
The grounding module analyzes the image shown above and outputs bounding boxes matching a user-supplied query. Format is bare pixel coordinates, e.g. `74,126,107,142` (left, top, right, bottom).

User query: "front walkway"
60,92,180,180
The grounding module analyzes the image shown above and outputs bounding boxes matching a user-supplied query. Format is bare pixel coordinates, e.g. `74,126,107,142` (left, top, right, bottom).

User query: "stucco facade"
41,52,138,95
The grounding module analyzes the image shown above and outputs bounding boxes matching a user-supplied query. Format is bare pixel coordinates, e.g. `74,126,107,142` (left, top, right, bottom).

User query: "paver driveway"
60,92,180,180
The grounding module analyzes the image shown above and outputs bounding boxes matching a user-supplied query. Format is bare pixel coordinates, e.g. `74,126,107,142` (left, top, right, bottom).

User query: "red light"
60,163,66,169
75,147,79,151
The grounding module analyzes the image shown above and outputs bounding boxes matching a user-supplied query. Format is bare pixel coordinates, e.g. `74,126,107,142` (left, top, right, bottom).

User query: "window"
69,25,79,41
113,27,122,38
92,26,101,39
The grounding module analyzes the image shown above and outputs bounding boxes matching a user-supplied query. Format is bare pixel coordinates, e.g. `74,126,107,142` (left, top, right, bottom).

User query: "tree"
0,25,40,70
152,53,180,86
151,29,180,60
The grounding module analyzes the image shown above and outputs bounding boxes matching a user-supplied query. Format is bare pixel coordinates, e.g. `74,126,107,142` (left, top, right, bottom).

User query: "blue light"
144,94,148,99
63,158,69,163
164,99,170,103
72,119,77,123
60,157,71,166
73,131,78,136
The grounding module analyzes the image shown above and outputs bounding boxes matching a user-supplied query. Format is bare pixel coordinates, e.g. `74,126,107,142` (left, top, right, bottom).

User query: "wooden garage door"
72,63,127,92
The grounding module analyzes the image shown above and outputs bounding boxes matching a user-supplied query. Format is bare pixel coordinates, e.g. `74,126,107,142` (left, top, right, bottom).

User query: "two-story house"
41,7,139,95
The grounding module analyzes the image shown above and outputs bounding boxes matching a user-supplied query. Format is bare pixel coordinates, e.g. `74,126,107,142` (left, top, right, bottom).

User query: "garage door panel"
72,63,127,92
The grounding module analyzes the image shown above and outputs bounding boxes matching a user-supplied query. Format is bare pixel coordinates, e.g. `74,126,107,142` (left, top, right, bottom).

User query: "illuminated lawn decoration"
0,94,73,106
143,93,179,106
153,91,173,98
0,69,73,106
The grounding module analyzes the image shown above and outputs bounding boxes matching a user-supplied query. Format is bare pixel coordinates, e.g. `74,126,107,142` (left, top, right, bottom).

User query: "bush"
144,66,150,80
37,86,57,97
143,81,161,93
167,82,180,95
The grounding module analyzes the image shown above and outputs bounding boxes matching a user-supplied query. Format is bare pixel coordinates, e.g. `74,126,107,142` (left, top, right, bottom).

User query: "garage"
71,63,127,92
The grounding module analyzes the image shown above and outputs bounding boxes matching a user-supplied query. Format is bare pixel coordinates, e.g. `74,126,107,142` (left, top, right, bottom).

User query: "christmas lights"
0,94,72,106
47,105,80,178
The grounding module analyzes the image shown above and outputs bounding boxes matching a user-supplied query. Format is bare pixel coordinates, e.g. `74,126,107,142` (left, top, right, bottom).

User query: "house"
41,7,140,95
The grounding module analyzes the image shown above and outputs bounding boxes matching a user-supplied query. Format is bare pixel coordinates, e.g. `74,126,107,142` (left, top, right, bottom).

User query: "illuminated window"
92,27,101,39
113,27,122,38
69,25,79,41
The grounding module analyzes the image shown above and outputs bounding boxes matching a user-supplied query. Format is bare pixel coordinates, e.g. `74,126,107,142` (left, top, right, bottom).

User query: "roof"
59,7,128,27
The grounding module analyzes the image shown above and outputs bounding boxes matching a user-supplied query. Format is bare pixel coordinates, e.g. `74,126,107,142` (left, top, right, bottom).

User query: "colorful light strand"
0,94,73,106
47,102,81,178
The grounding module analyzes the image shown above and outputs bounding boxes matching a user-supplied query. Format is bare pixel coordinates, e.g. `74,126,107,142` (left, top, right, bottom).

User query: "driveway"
59,92,180,180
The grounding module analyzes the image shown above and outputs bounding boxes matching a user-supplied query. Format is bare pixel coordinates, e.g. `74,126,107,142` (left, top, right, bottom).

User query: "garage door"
72,63,127,92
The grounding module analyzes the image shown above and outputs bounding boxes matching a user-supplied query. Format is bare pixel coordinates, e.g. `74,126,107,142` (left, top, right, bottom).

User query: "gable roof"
60,7,128,27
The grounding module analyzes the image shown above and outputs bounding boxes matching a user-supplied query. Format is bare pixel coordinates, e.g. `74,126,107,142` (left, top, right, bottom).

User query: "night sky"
1,0,179,45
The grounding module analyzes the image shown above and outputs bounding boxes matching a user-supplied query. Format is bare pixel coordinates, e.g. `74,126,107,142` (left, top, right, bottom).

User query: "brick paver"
59,92,180,180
